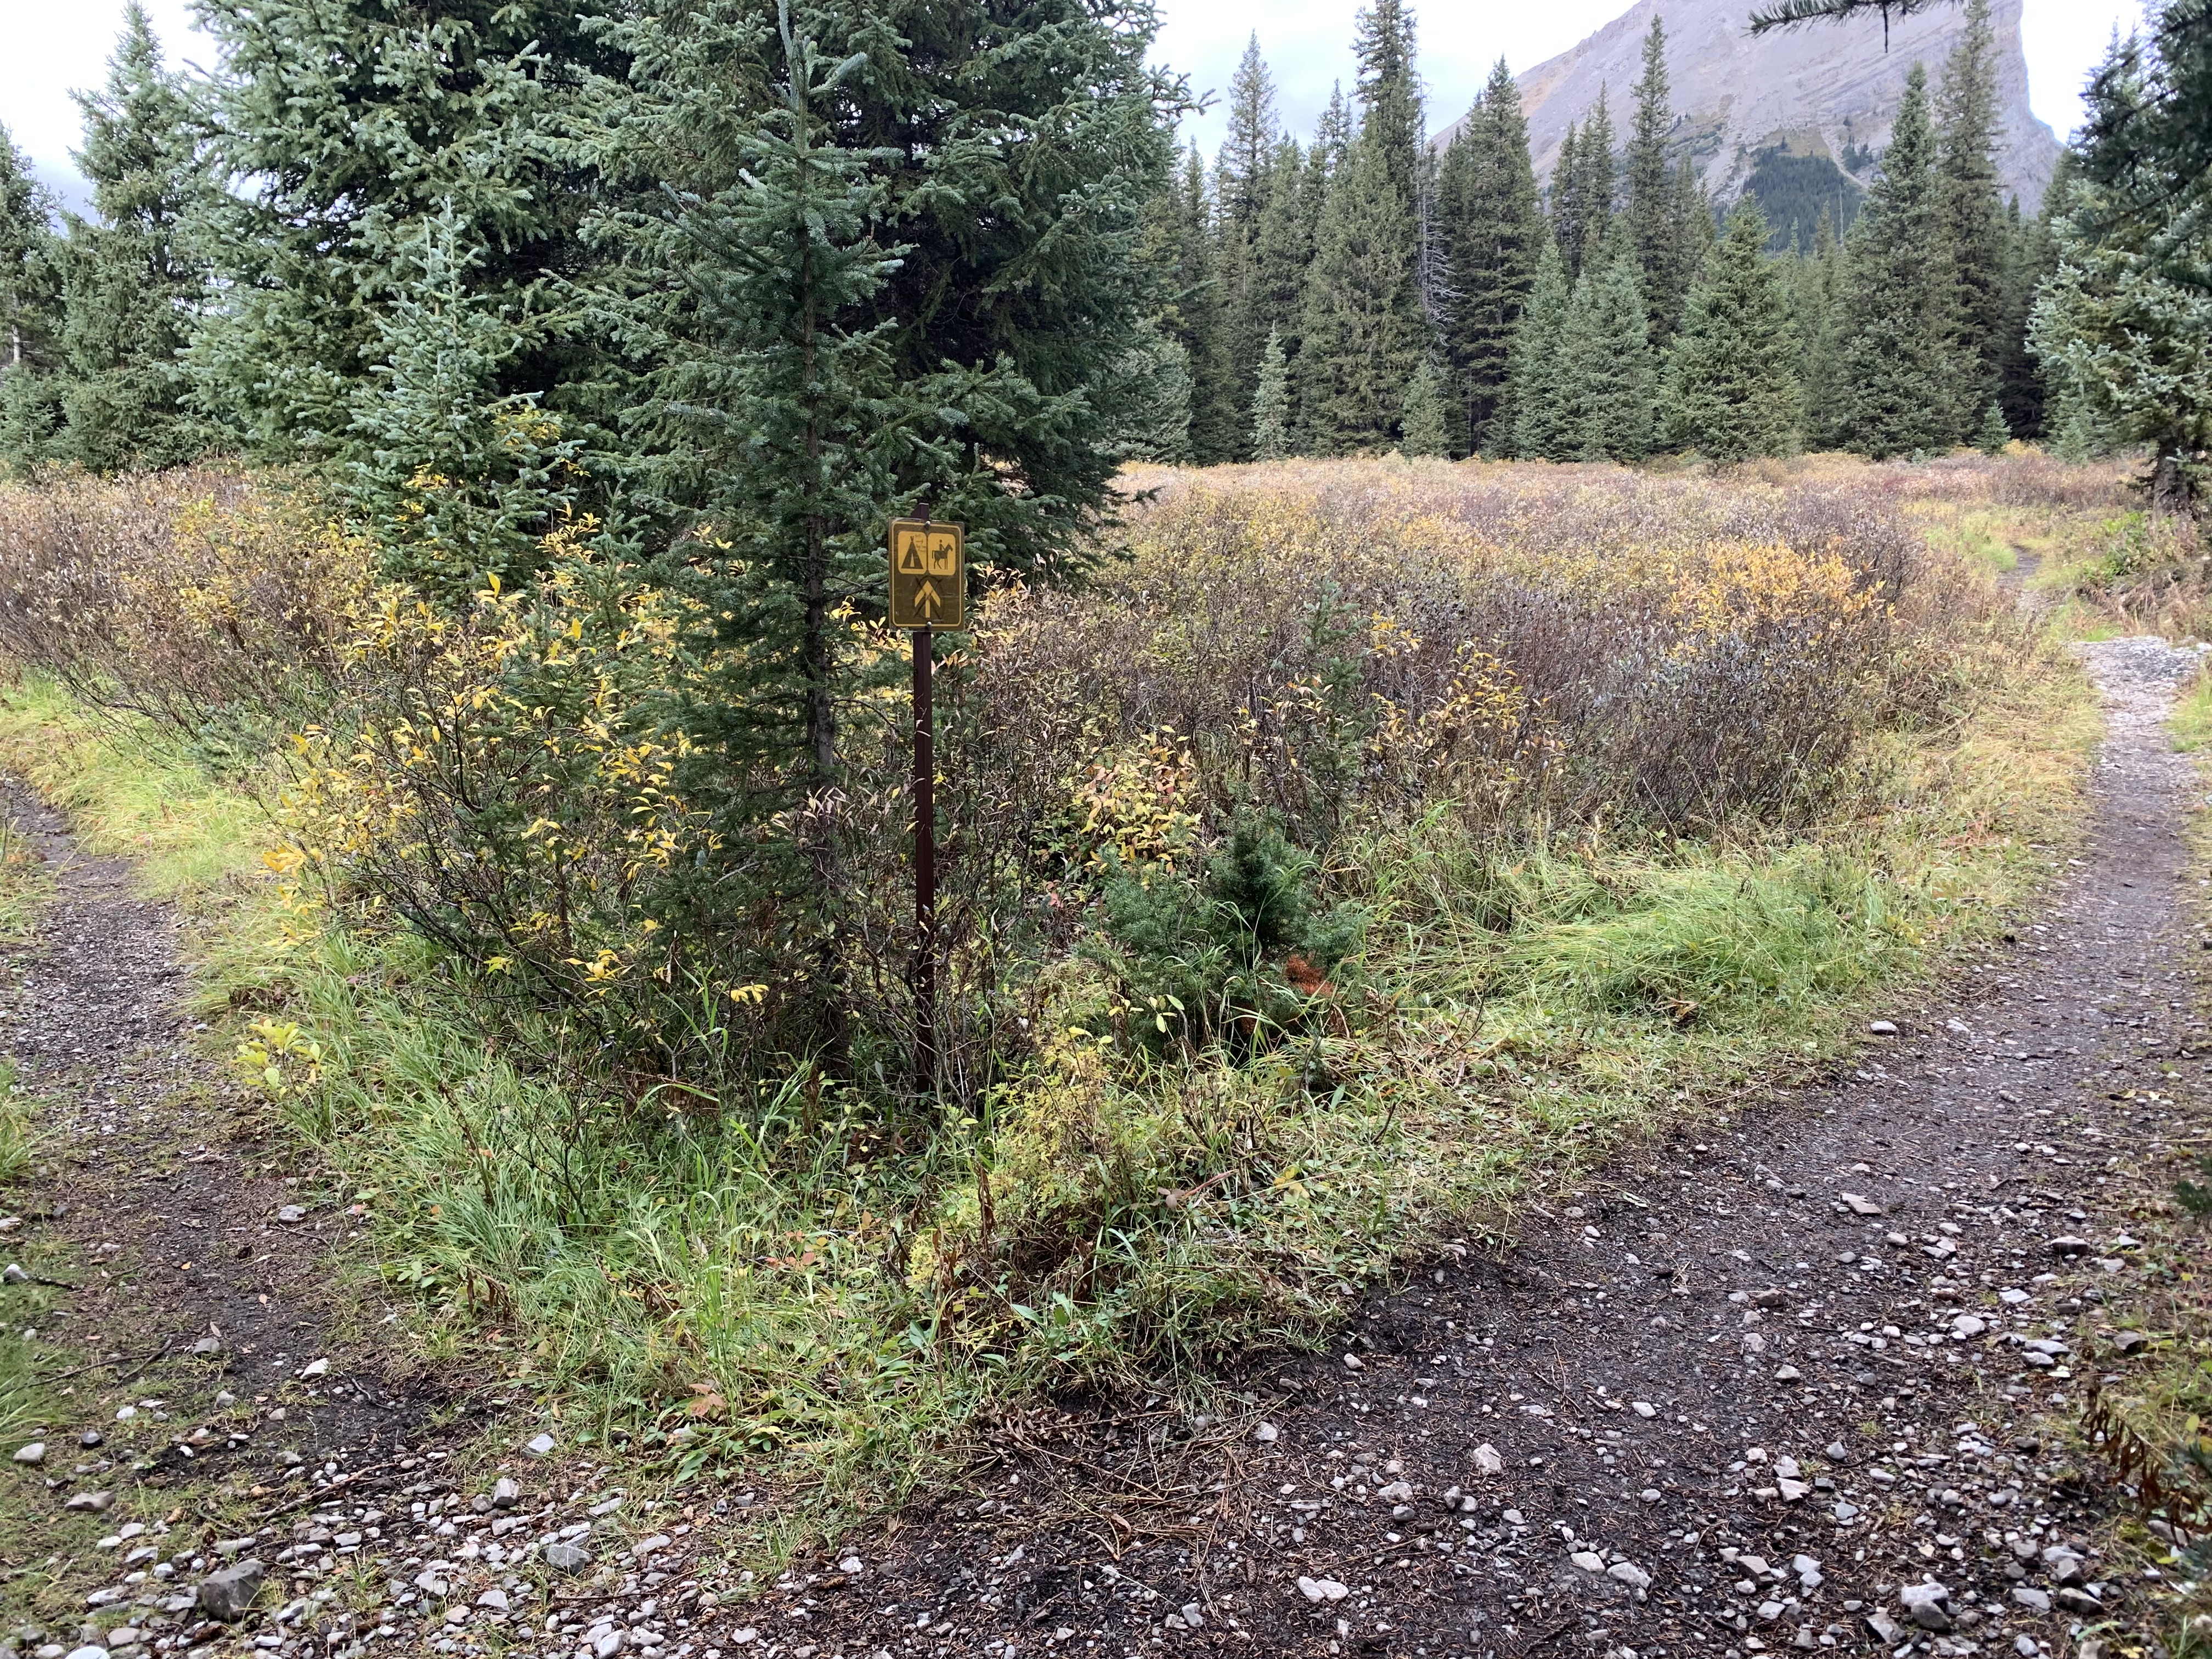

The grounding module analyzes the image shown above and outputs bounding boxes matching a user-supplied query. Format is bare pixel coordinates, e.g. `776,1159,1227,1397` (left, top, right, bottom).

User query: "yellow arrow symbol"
915,579,943,618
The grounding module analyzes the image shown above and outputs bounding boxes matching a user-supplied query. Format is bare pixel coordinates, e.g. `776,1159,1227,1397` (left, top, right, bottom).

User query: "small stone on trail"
274,1205,306,1224
2047,1235,2090,1257
2011,1587,2052,1613
1867,1020,1898,1036
473,1590,509,1612
12,1442,44,1464
1632,1401,1656,1418
64,1646,107,1659
1341,1353,1363,1371
298,1358,328,1379
1841,1193,1883,1216
1472,1442,1504,1474
524,1432,557,1457
2113,1329,2149,1353
1296,1577,1348,1604
1,1263,27,1284
1571,1551,1605,1572
190,1336,221,1357
63,1492,111,1512
838,1556,865,1576
1899,1582,1953,1632
196,1559,266,1622
1774,1365,1802,1383
491,1475,521,1506
542,1542,591,1573
78,1430,101,1448
1607,1561,1652,1589
1254,1421,1279,1443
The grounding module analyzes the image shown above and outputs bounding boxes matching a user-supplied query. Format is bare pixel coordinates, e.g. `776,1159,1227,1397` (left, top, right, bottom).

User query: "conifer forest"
3,0,2212,1652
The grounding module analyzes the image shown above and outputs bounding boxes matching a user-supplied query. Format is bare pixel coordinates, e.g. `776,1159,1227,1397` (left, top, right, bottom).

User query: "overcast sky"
4,0,2149,213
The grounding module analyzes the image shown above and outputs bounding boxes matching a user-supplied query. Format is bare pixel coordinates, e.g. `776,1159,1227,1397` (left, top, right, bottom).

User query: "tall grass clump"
0,452,2101,1550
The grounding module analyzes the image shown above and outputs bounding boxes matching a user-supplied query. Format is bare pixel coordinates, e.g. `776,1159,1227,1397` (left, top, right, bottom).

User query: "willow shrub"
0,458,2037,1110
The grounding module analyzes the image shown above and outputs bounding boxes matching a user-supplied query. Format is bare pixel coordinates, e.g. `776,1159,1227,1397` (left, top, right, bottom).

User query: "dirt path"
0,783,441,1644
619,637,2205,1659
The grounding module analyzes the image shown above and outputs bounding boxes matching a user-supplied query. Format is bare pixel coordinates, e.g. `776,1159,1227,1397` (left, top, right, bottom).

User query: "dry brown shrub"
1030,456,2026,840
0,468,370,753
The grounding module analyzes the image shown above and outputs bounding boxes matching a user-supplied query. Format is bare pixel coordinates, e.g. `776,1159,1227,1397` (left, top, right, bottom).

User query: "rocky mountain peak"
1434,0,2061,241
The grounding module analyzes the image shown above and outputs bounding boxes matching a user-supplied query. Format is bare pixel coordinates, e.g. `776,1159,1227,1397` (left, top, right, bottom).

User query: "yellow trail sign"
888,519,964,630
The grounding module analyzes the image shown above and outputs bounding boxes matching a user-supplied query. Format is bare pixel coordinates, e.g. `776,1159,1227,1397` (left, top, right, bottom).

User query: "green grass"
2174,673,2212,751
0,646,2103,1568
0,674,266,904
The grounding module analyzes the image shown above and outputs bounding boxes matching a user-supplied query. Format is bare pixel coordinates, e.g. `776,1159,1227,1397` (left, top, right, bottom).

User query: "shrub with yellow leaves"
233,1016,323,1096
0,469,375,757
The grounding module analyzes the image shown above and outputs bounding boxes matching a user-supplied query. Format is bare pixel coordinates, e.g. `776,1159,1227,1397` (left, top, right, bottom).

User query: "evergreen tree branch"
1745,0,1954,43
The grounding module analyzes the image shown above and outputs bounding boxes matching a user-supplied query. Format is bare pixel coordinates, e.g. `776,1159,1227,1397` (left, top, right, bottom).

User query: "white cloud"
2,0,211,212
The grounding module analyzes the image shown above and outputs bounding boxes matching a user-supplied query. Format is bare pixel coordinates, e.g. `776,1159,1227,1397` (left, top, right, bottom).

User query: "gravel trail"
0,782,439,1659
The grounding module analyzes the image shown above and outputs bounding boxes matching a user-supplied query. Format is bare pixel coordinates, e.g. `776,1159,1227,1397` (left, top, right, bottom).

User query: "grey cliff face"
1433,0,2061,215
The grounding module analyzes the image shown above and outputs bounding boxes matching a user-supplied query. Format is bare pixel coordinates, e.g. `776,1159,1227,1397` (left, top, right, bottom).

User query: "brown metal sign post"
887,518,964,1094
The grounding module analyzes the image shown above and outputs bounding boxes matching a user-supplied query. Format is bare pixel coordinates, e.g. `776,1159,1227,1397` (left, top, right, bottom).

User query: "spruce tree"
194,0,625,499
1159,146,1241,464
1835,64,1965,458
1297,2,1427,453
1508,235,1573,459
1994,170,2062,439
1972,400,2010,452
1624,19,1693,342
1792,208,1847,449
1555,91,1616,279
1252,138,1312,370
1400,358,1452,456
1251,325,1291,459
1436,60,1544,452
600,0,1176,574
1354,0,1424,195
1560,228,1655,461
1216,37,1279,426
2030,0,2212,511
1218,36,1279,232
1110,321,1195,462
1550,121,1583,271
1659,199,1802,460
1933,0,2009,418
0,127,63,472
1671,155,1716,292
55,3,213,473
1311,84,1354,183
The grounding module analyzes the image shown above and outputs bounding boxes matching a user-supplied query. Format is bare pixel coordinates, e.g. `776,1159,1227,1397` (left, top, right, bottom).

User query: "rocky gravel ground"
4,636,2207,1659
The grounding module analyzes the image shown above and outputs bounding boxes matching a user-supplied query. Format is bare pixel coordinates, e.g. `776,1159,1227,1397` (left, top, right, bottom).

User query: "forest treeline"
0,0,2205,503
1139,0,2051,467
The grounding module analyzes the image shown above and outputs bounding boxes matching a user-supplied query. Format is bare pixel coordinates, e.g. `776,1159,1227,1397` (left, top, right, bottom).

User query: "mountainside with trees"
1460,0,2061,219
